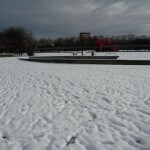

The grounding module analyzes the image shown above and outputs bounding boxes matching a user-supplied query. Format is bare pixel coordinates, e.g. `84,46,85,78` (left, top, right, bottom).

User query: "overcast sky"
0,0,150,38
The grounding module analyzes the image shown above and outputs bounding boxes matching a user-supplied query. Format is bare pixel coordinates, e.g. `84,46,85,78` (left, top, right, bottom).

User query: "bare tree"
2,27,36,56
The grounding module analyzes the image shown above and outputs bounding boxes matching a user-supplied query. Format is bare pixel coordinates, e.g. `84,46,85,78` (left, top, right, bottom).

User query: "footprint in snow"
101,97,111,103
135,138,145,145
66,136,76,146
89,112,97,120
1,132,9,140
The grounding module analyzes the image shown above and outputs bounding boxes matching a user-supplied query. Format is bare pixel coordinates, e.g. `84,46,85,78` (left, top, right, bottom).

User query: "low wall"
20,56,150,65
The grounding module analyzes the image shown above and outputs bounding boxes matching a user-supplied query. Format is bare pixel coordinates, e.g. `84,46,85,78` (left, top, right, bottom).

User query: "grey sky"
0,0,150,38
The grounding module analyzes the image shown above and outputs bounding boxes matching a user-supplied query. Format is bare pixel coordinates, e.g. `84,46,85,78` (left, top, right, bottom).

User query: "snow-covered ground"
0,54,150,150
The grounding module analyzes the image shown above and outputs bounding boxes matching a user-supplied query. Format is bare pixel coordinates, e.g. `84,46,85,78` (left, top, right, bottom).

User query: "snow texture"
0,54,150,150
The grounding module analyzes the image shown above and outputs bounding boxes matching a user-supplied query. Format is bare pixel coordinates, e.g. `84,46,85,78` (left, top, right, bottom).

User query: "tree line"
38,34,150,51
1,27,150,54
0,27,36,55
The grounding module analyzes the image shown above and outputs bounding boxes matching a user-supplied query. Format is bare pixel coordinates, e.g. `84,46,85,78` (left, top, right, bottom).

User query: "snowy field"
0,53,150,150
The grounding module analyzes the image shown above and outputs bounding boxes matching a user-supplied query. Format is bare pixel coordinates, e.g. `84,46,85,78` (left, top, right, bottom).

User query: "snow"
0,54,150,150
